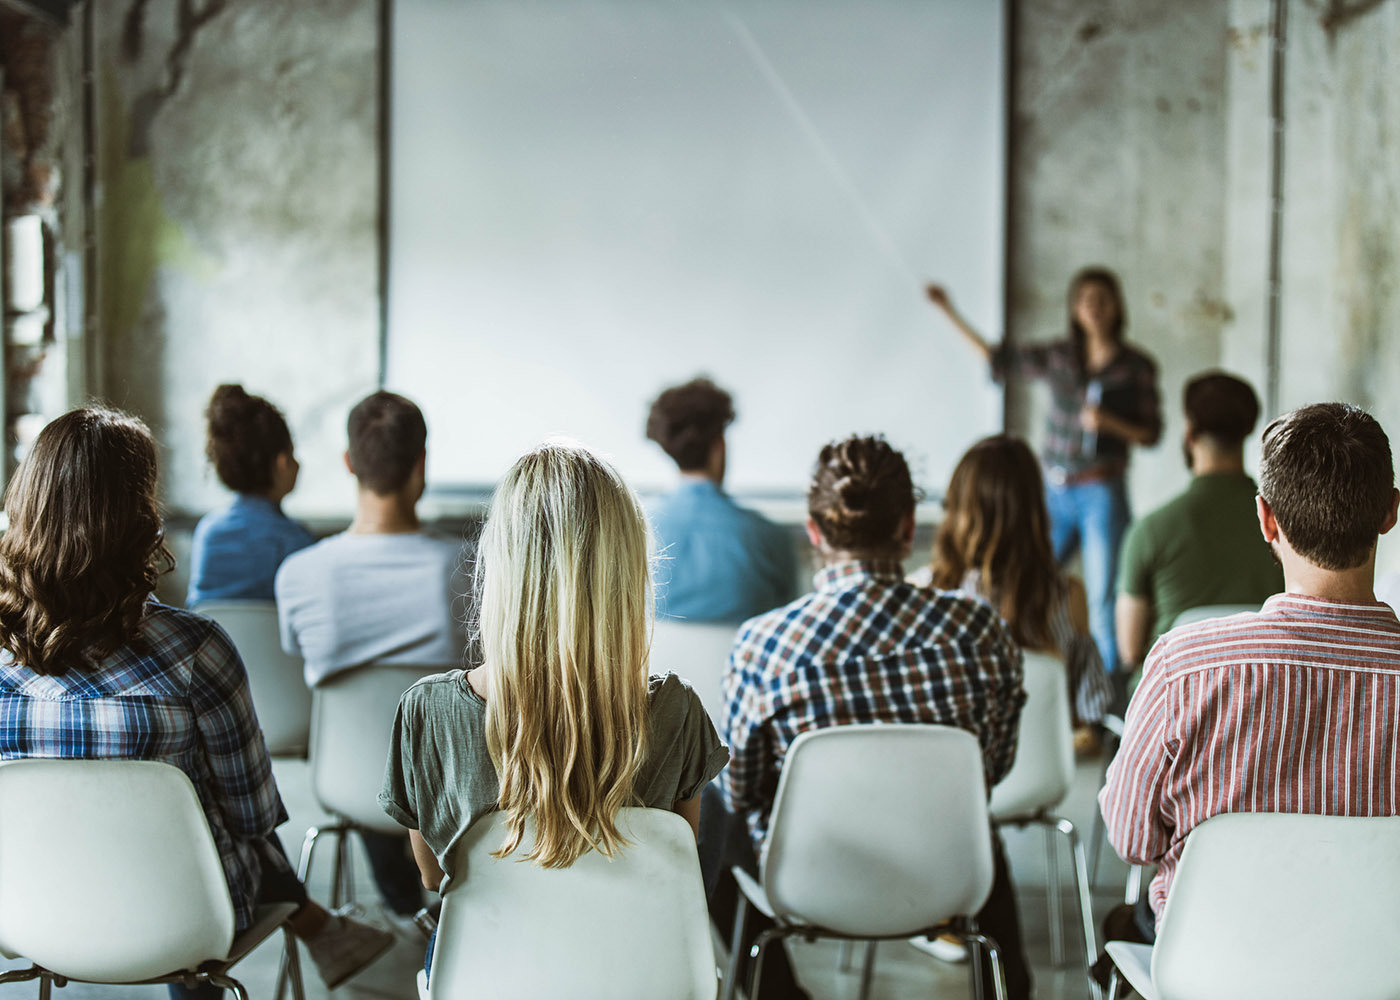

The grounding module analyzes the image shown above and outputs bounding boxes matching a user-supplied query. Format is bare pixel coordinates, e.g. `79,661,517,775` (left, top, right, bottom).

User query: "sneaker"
909,932,968,964
304,907,396,989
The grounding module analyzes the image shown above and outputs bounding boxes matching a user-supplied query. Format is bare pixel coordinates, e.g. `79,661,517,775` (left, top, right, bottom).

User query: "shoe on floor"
909,932,968,964
304,907,396,989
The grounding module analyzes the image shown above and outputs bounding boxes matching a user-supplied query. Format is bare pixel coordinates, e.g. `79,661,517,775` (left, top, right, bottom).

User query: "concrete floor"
0,751,1134,999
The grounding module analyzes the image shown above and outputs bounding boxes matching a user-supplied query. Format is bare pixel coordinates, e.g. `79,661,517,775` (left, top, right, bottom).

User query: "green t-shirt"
379,670,728,887
1118,473,1284,646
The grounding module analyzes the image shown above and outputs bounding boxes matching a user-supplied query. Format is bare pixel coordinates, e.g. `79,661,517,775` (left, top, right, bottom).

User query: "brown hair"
1067,266,1127,370
347,391,427,495
0,407,174,676
205,384,293,494
807,435,914,553
931,435,1060,647
1259,403,1395,571
1183,371,1260,447
645,378,734,472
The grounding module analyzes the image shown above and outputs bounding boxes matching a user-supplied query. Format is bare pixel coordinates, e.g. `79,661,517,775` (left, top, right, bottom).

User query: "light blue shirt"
650,480,797,623
187,495,315,607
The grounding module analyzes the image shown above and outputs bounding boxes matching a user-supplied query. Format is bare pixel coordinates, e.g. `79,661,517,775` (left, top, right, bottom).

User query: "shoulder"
278,533,343,573
144,602,236,662
399,669,474,720
647,671,700,712
1119,342,1160,374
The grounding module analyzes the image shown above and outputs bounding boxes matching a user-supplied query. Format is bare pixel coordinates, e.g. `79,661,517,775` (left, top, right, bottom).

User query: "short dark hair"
807,435,914,552
1259,403,1395,570
347,391,427,495
204,384,293,494
1183,371,1260,447
645,378,734,472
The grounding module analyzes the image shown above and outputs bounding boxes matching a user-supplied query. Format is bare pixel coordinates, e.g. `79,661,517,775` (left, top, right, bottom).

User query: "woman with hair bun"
187,384,314,607
926,434,1110,738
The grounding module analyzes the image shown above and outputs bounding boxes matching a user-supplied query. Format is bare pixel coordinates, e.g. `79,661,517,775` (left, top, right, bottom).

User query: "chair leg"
1124,863,1143,906
295,826,322,881
1107,969,1122,1000
205,971,249,1000
720,895,751,1000
1055,817,1102,1000
1045,824,1064,966
38,975,51,1000
275,922,307,1000
837,938,856,973
964,932,1007,1000
340,827,358,905
330,828,348,909
856,940,877,1000
0,968,41,988
964,919,985,1000
748,927,794,1000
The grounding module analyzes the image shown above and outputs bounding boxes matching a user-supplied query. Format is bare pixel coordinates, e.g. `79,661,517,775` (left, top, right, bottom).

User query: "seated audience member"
927,434,1110,737
645,377,797,621
277,390,468,918
187,384,314,606
380,441,728,981
0,408,393,998
704,434,1031,1000
1100,402,1400,952
1115,371,1282,669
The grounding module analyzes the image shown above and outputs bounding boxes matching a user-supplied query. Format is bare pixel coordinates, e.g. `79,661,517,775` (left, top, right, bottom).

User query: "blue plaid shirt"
721,561,1025,851
0,601,289,930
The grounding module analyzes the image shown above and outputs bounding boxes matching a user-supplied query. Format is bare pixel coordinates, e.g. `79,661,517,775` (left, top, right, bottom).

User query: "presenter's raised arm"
925,284,993,363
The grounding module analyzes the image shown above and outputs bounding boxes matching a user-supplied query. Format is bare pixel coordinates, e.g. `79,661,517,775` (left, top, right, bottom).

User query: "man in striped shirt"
1100,402,1400,944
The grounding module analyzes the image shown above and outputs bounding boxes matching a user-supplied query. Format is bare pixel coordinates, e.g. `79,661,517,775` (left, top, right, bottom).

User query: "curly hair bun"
808,436,913,552
204,384,292,494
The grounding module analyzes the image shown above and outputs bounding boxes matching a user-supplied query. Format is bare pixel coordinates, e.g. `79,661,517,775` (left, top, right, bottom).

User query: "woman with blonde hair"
380,440,728,974
928,434,1111,731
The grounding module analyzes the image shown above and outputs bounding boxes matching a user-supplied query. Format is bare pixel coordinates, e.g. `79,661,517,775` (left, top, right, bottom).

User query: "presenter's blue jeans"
1046,476,1131,675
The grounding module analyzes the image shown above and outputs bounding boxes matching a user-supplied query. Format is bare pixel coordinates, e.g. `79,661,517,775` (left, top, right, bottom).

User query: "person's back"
1117,371,1282,665
277,530,467,684
645,378,796,622
1102,402,1400,929
188,385,313,606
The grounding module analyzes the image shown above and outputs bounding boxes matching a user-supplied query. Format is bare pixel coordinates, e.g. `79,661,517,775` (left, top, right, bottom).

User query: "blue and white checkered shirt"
721,561,1026,851
0,601,289,930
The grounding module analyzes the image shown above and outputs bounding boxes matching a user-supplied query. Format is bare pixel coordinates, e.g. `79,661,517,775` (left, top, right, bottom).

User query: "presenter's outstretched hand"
925,284,953,312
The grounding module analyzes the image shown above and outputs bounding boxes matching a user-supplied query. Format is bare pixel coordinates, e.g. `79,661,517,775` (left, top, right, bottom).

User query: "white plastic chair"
0,758,305,1000
721,724,1008,1000
1170,604,1260,629
294,662,444,905
988,652,1099,998
420,808,716,1000
1375,571,1400,614
1105,812,1400,1000
196,600,312,757
649,618,740,727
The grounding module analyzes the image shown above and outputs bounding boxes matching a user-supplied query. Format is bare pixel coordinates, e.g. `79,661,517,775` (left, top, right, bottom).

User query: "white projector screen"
389,0,1005,502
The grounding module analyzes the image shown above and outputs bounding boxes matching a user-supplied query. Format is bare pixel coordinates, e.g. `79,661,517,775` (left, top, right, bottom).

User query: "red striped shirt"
1099,593,1400,921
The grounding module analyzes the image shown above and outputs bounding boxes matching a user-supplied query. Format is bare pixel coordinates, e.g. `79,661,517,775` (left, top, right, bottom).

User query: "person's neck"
1191,449,1245,477
1084,330,1118,370
1281,551,1378,604
679,469,720,486
348,490,420,535
820,548,902,568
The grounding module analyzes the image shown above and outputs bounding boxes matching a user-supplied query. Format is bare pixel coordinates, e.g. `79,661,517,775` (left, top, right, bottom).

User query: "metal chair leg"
295,826,323,881
38,974,51,1000
720,895,750,1000
1107,969,1123,1000
1125,863,1144,905
1056,817,1102,1000
206,971,249,1000
856,940,877,1000
964,931,1007,1000
837,938,856,972
330,829,348,909
1045,823,1064,966
965,918,985,1000
747,927,795,1000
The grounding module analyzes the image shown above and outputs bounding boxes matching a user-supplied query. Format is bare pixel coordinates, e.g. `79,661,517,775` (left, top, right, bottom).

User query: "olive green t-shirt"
379,670,728,885
1118,473,1284,646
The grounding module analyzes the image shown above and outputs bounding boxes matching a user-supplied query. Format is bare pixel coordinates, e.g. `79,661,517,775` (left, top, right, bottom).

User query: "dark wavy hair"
807,435,915,553
1066,266,1127,372
645,378,734,472
0,407,174,676
205,384,293,494
932,435,1061,648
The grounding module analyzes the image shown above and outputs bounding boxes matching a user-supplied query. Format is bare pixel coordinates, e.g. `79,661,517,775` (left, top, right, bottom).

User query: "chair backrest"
429,808,716,1000
649,618,740,727
195,600,312,757
1375,571,1400,615
1153,812,1400,1000
310,662,447,833
988,651,1073,819
761,724,994,937
0,758,235,982
1170,604,1260,629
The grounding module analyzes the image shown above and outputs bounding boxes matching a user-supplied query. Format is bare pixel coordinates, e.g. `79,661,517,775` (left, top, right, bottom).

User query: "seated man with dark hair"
645,377,796,622
1100,402,1400,951
703,434,1031,1000
276,390,471,919
1115,370,1282,669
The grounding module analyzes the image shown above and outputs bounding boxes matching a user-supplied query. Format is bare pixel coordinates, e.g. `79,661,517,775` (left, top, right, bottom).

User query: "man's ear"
343,450,355,476
804,517,824,551
1256,494,1279,544
1380,488,1400,536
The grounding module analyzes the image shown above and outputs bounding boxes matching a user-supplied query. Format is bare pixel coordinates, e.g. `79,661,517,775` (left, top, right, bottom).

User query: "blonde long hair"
476,441,652,867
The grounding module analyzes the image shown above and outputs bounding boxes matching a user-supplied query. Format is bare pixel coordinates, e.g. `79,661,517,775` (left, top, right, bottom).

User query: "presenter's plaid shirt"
0,601,288,930
720,560,1025,851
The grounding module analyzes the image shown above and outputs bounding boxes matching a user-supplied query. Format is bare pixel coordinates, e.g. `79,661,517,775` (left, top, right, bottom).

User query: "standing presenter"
926,268,1161,685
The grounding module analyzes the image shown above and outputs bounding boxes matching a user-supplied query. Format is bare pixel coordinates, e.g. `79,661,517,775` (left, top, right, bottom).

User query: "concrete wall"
93,0,379,526
88,0,1400,596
